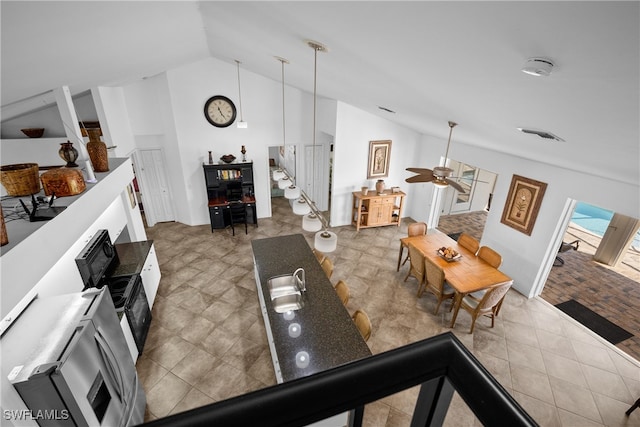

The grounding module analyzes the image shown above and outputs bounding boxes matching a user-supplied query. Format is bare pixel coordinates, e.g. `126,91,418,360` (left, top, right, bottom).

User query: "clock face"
204,95,237,127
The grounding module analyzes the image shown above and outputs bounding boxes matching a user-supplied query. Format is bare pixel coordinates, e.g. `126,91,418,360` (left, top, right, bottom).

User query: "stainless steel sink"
272,293,304,313
267,268,306,312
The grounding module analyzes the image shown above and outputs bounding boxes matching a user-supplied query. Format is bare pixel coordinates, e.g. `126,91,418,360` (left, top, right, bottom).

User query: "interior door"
133,149,174,226
304,145,328,211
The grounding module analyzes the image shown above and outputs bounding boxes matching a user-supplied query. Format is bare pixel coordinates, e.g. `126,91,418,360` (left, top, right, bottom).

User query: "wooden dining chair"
418,256,456,314
334,280,350,306
453,282,512,333
477,246,502,268
352,309,372,341
320,256,334,279
404,245,425,290
457,232,480,255
397,222,427,270
313,249,327,264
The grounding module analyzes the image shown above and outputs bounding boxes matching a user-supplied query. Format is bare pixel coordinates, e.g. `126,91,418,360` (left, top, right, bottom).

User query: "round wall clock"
204,95,237,127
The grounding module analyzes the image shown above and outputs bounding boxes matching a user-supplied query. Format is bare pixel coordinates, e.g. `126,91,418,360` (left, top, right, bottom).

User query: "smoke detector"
521,57,554,77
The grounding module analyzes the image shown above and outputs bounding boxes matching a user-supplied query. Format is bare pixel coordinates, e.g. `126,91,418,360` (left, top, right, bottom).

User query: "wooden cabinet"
203,162,257,231
352,191,406,231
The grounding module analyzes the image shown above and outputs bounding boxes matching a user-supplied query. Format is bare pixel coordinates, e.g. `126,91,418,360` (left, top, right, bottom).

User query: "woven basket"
0,163,40,196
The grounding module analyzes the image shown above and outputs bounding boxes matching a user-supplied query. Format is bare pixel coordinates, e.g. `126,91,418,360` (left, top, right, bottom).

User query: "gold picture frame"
500,174,547,235
367,140,392,179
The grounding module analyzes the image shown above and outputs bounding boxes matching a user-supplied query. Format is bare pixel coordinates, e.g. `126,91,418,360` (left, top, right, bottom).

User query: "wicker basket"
0,163,40,196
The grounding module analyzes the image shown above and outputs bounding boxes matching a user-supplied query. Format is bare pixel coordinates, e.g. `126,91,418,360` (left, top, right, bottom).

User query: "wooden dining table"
400,231,513,328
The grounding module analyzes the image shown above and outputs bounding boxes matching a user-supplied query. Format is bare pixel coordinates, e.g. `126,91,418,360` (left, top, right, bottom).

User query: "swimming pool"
572,201,640,249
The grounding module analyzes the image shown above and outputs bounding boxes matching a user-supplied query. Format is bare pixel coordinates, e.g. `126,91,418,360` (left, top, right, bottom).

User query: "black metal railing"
139,332,538,427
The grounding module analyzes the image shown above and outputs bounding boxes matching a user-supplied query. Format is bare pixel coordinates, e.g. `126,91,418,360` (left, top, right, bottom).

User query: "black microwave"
75,230,118,290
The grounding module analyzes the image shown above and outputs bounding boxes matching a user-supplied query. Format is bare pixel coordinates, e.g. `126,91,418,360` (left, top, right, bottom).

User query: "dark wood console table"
203,162,257,231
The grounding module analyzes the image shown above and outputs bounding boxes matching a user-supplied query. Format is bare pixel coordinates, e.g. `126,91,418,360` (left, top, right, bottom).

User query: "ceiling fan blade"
406,175,435,183
406,167,434,175
446,179,466,193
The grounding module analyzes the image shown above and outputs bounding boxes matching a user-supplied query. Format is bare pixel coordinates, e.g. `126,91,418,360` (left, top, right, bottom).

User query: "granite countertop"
251,234,371,382
110,240,153,277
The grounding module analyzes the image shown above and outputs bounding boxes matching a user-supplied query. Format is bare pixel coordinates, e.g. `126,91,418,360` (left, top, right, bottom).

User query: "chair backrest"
313,249,326,264
229,202,247,218
478,283,511,311
424,256,445,291
320,257,334,279
408,221,427,237
352,309,372,341
334,280,350,305
457,232,480,255
408,245,425,281
478,246,502,268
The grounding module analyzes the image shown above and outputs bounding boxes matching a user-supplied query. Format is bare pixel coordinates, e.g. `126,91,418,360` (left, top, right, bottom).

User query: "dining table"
400,231,513,328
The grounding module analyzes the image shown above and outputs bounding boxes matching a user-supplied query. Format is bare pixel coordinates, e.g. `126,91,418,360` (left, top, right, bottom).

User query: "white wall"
121,57,315,225
332,101,423,226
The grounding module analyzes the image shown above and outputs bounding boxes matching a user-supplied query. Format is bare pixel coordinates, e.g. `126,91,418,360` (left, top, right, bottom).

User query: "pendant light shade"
302,213,322,232
284,185,301,200
292,198,311,215
272,168,286,181
314,230,337,253
278,177,291,189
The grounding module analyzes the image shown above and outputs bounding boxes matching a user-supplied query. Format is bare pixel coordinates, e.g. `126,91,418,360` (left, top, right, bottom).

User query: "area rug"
555,299,633,345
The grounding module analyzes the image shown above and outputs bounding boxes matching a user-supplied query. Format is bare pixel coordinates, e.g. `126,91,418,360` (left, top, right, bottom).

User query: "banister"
139,332,537,427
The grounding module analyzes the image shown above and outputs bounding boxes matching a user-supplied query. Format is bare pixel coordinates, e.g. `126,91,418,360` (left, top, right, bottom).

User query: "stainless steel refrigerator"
1,288,145,426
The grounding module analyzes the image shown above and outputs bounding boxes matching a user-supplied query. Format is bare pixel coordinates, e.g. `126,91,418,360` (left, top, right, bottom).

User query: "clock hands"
217,106,226,120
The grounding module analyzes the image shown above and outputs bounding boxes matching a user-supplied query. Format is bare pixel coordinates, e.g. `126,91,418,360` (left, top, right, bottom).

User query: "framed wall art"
500,174,547,235
367,140,392,179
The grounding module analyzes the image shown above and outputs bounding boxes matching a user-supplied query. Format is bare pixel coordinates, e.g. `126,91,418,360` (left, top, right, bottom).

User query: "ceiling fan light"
433,179,449,189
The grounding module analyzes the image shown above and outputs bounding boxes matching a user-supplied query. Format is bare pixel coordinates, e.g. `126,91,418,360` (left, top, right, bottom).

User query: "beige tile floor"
139,198,640,426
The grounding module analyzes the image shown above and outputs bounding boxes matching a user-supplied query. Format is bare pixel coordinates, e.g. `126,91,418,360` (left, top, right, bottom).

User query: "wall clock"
204,95,237,128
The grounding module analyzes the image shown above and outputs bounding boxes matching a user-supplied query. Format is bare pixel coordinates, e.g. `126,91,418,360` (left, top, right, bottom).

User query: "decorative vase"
208,151,213,164
241,145,247,162
59,142,79,167
86,128,109,172
361,186,369,195
376,179,385,194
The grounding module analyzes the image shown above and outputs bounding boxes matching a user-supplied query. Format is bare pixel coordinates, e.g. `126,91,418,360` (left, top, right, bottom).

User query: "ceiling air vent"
517,128,564,142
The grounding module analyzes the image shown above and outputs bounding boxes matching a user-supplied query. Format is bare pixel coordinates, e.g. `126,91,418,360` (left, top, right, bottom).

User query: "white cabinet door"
140,244,160,308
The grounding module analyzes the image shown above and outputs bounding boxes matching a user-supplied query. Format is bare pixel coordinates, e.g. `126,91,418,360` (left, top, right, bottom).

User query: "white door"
304,145,328,211
133,149,174,226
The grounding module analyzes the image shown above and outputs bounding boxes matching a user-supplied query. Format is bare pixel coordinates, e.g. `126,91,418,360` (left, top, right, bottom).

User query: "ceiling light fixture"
521,57,554,77
234,60,248,128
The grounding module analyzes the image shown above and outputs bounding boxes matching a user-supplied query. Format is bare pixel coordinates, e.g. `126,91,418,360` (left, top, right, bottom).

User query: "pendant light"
284,184,301,200
303,213,322,231
293,198,311,215
314,229,337,253
235,60,247,128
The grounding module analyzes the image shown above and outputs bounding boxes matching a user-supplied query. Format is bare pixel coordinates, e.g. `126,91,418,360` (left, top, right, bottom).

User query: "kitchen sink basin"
267,275,301,300
271,293,304,313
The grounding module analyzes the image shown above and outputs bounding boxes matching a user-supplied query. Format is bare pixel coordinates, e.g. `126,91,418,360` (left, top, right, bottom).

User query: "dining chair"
313,249,327,264
320,256,334,279
334,280,350,306
457,232,480,255
397,221,427,270
352,309,372,341
453,282,512,333
418,256,456,314
477,245,502,268
229,202,248,236
404,245,425,290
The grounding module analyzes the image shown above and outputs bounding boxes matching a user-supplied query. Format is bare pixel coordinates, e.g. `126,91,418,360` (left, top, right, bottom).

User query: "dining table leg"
449,293,464,328
397,243,405,271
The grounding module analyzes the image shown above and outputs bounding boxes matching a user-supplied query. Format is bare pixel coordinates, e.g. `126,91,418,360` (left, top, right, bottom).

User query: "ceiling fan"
405,121,466,193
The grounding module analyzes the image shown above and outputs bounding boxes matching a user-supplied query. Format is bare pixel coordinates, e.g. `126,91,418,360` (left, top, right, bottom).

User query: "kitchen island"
251,234,371,383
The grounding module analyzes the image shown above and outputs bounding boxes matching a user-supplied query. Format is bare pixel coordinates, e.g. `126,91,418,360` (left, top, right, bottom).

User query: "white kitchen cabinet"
140,244,160,307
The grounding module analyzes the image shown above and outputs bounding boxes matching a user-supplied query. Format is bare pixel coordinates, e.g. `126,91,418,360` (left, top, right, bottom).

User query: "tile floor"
139,198,640,426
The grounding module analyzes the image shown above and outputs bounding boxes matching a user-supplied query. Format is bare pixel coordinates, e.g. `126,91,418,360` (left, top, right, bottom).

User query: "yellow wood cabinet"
352,190,406,231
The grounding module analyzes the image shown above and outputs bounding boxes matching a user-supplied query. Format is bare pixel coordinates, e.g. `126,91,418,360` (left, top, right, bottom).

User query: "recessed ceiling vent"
517,127,565,142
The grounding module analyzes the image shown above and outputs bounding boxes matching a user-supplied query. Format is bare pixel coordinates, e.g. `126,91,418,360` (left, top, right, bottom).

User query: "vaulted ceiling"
2,1,638,185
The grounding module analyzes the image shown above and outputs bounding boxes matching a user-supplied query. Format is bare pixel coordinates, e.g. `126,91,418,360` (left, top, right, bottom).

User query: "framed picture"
367,140,392,179
500,174,547,235
127,182,137,209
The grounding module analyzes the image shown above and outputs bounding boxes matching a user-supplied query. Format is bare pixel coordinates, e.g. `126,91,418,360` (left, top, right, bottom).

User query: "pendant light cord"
312,45,318,206
235,60,244,122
